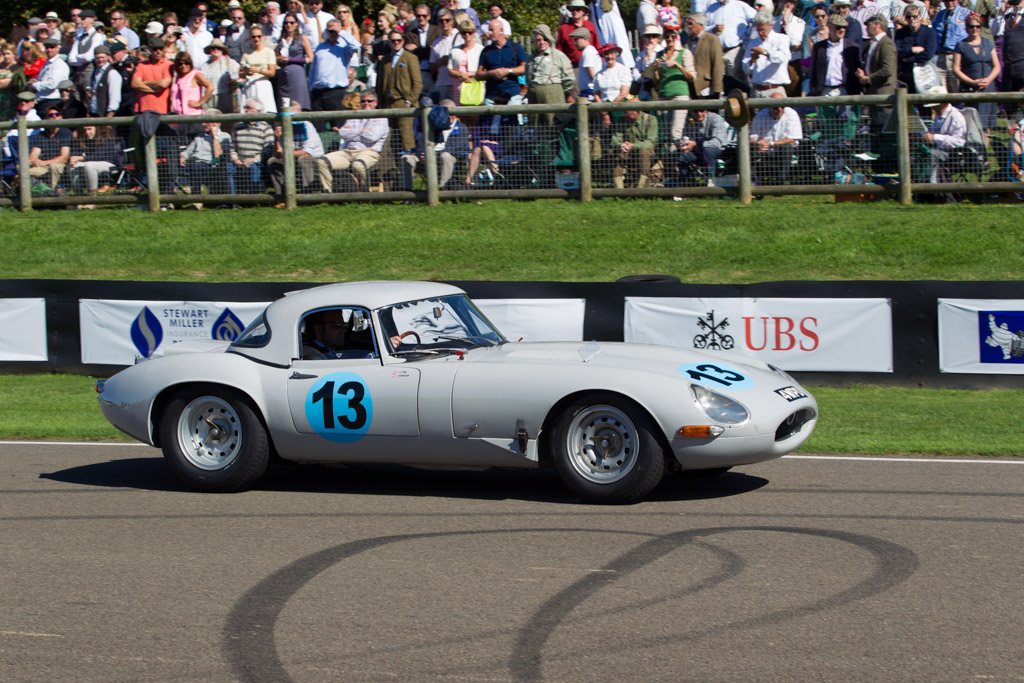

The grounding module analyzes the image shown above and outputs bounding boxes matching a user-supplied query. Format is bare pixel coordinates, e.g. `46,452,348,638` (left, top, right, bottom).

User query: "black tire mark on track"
222,526,917,682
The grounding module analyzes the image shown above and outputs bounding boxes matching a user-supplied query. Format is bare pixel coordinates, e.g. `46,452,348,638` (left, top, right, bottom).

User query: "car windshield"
380,294,505,355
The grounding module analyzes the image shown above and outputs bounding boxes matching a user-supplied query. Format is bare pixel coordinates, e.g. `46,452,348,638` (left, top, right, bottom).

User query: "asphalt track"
2,442,1023,682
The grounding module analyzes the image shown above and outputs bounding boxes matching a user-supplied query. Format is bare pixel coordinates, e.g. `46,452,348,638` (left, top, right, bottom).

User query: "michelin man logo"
983,313,1024,361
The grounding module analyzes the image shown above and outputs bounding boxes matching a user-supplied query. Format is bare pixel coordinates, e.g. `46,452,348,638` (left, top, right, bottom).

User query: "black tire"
158,386,270,492
550,393,665,504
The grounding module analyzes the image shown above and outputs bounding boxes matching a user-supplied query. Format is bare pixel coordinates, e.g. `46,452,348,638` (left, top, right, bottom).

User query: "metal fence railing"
2,88,1022,211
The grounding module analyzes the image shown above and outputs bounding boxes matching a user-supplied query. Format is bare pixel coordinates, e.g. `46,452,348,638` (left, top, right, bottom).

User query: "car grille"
775,408,814,442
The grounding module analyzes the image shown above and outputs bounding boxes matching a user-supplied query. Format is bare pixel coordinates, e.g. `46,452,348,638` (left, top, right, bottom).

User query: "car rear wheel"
551,393,665,504
159,387,270,492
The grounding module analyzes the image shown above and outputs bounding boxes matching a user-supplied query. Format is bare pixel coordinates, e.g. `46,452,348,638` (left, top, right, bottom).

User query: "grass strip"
2,375,1020,457
1,199,1021,283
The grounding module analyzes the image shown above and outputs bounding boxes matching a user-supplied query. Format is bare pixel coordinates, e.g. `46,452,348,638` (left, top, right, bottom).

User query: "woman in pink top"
171,52,214,136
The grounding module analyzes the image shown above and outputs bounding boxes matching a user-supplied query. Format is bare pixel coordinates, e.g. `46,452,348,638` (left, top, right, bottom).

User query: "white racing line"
0,441,1021,463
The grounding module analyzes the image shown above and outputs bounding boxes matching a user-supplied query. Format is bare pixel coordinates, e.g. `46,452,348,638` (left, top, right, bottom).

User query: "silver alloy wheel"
176,396,242,471
564,404,638,484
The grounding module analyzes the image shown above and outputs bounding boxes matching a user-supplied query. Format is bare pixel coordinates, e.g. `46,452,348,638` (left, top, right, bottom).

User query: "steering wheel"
397,330,421,345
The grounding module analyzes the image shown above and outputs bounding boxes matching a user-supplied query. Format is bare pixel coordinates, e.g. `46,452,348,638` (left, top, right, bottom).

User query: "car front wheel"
159,387,270,492
551,393,665,504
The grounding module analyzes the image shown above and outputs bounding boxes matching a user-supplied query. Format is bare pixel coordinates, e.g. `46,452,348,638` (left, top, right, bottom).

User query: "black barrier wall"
2,279,1023,388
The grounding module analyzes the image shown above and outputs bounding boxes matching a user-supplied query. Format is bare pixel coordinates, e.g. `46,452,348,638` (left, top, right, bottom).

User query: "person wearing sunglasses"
895,5,937,93
429,10,464,103
324,90,389,190
27,104,72,190
953,13,1001,131
277,12,314,110
378,29,422,152
404,4,441,97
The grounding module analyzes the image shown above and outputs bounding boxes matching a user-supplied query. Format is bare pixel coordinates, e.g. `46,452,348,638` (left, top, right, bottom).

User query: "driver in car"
302,310,377,360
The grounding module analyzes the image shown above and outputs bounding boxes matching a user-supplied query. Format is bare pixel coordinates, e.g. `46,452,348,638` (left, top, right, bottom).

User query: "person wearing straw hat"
201,39,240,112
33,38,70,110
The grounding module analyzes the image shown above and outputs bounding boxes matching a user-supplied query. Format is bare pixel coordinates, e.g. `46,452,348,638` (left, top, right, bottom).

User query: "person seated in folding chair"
323,90,389,191
919,85,966,182
676,108,729,184
179,110,235,205
27,103,73,191
749,91,801,183
400,99,470,190
610,108,658,188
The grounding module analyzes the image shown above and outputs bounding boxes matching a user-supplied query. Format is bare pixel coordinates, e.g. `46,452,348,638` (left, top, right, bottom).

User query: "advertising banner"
624,297,892,372
80,299,270,365
938,299,1024,374
80,298,586,365
475,299,585,342
0,298,47,361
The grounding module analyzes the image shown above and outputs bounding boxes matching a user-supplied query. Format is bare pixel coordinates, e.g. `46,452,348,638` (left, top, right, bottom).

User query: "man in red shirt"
131,37,173,113
556,0,602,67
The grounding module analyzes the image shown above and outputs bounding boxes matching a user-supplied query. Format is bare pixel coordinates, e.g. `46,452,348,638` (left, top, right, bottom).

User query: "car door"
285,357,421,450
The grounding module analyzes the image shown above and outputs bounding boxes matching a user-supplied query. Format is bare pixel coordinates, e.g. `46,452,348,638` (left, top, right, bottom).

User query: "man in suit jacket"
857,14,898,137
224,8,251,62
858,14,898,94
808,15,863,96
403,5,441,99
377,29,423,153
685,13,725,98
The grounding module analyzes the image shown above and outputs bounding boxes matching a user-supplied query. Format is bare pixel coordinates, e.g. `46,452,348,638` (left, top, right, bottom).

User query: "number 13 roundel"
305,372,374,443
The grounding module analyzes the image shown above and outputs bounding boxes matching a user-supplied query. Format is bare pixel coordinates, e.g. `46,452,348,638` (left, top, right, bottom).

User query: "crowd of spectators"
1,0,1021,203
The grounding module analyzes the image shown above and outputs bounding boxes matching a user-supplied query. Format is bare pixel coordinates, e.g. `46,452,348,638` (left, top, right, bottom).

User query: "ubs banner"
79,298,586,366
624,297,893,372
0,298,47,361
938,299,1024,374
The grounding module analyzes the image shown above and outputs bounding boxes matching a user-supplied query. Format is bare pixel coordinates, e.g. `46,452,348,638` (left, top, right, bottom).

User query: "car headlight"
691,385,749,425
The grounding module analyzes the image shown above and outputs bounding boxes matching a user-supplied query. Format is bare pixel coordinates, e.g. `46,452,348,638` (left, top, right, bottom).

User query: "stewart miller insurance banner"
79,299,270,365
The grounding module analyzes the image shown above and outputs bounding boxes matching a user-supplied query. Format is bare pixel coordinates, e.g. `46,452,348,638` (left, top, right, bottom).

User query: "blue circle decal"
304,372,374,443
678,362,754,390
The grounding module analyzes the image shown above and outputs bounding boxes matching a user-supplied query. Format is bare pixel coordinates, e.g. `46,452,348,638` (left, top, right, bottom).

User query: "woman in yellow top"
239,27,278,113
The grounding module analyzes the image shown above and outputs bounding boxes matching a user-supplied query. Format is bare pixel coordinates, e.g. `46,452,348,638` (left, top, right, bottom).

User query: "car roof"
240,281,467,363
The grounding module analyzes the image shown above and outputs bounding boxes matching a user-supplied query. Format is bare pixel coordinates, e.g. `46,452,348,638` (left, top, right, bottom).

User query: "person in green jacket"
610,108,658,187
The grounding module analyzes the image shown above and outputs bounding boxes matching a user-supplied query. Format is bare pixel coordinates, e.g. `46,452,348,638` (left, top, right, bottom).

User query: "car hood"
476,341,778,379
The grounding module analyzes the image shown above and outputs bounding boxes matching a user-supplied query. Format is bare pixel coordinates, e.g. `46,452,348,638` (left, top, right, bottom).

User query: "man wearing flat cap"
558,0,602,66
571,26,601,98
526,24,575,125
68,9,105,98
87,45,123,117
34,38,71,110
808,14,862,97
58,79,88,119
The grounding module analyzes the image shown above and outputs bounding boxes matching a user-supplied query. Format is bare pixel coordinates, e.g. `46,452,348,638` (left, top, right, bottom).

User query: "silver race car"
97,281,818,503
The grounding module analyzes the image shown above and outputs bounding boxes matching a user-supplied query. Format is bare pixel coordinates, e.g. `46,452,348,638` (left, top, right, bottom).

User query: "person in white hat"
557,0,602,67
920,84,966,181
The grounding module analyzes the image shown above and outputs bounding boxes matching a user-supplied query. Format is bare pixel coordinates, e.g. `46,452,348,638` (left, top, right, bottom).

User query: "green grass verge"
1,199,1021,282
2,375,1021,457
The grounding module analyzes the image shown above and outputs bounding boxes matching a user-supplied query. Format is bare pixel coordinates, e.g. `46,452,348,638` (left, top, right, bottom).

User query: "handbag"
459,79,485,106
913,62,941,93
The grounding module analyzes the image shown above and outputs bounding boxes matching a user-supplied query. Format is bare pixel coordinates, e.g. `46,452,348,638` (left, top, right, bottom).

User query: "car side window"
299,307,378,360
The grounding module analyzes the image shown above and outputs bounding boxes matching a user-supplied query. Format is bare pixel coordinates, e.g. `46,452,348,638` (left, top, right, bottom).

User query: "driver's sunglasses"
320,320,346,329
